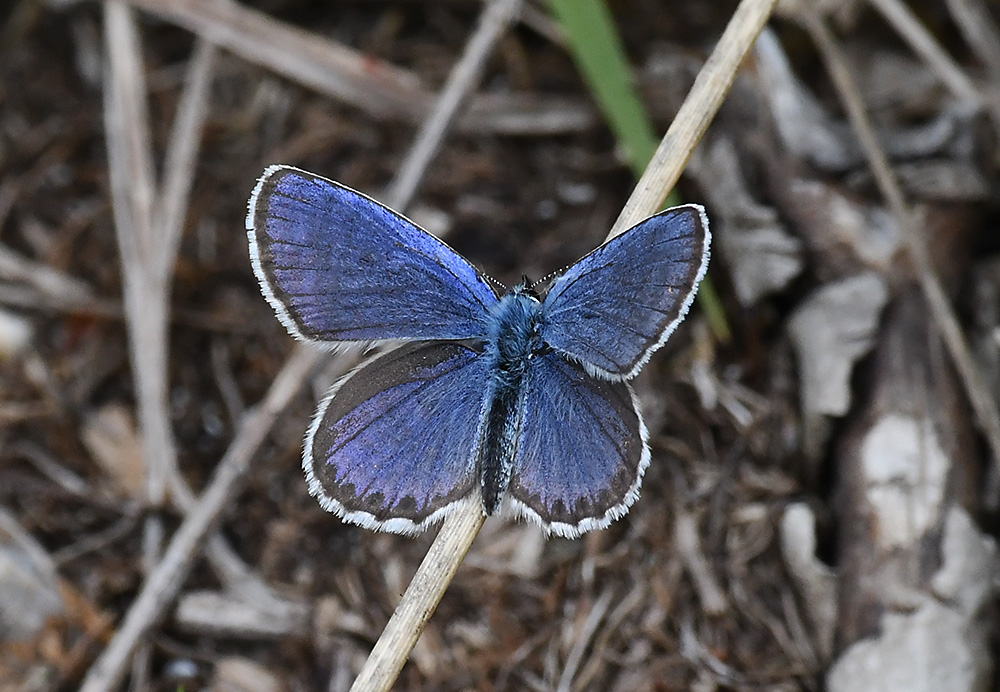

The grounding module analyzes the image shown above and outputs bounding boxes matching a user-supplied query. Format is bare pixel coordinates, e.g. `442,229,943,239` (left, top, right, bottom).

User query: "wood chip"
80,404,146,499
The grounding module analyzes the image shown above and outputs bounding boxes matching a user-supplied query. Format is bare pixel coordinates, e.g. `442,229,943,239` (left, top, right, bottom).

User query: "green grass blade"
545,0,661,182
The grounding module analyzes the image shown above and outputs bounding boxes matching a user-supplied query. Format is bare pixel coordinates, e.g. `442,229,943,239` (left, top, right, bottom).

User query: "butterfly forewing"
540,204,710,379
305,341,492,535
248,166,499,345
507,352,647,538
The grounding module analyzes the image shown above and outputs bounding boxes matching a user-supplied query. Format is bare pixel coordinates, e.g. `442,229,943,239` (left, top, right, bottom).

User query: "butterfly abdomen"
481,287,545,514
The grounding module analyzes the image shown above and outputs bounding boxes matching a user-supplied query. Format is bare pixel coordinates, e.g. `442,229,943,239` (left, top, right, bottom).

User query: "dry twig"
78,346,323,692
360,0,779,687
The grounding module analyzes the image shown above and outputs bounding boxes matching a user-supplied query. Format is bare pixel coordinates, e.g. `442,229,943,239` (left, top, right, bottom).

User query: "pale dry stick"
555,589,614,692
0,285,121,318
609,0,780,238
78,346,323,692
386,0,524,207
156,39,216,284
0,238,119,315
945,0,1000,80
866,0,980,103
124,0,422,120
103,15,167,687
350,503,487,692
103,14,216,687
354,1,780,690
674,508,728,616
0,244,98,301
798,7,1000,500
105,22,215,512
104,0,169,508
570,582,646,691
348,2,523,690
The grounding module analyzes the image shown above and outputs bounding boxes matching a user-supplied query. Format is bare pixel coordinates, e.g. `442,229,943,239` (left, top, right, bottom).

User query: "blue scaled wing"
248,165,499,344
305,341,491,535
540,205,710,379
507,352,648,538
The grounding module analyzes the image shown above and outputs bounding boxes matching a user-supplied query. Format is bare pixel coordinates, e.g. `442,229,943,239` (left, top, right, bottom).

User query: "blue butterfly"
247,165,710,538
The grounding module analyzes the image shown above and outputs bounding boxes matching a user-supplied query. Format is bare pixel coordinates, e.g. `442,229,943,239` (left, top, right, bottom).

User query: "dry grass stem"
867,0,980,103
944,0,1000,79
155,39,216,281
555,588,614,692
103,0,171,507
349,502,487,692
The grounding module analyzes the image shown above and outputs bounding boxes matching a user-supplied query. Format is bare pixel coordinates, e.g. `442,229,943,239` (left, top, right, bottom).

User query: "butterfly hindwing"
305,341,492,535
540,204,710,379
248,166,499,345
507,352,648,538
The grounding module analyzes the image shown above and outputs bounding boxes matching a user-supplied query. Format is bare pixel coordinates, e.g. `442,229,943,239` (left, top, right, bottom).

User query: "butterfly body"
481,284,546,514
248,165,710,537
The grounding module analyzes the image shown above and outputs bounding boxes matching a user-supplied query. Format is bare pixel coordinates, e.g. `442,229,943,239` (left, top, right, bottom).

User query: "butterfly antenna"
518,275,544,300
530,267,567,293
484,273,507,293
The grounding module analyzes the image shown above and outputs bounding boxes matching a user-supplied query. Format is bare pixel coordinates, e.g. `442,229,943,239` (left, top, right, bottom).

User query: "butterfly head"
514,276,544,300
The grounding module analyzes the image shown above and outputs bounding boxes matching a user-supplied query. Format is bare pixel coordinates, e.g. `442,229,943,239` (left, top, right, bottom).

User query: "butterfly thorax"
481,285,546,514
486,286,545,383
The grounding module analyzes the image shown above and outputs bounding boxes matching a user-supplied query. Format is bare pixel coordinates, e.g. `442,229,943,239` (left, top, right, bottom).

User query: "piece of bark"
776,177,904,281
754,27,861,172
779,503,837,661
211,657,287,692
787,272,889,460
829,290,994,691
756,28,988,173
81,404,146,499
828,509,998,692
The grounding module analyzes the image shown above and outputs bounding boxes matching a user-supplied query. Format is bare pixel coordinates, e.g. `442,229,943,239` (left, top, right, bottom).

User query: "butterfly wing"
305,341,491,534
540,204,710,379
248,165,499,344
506,352,648,538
